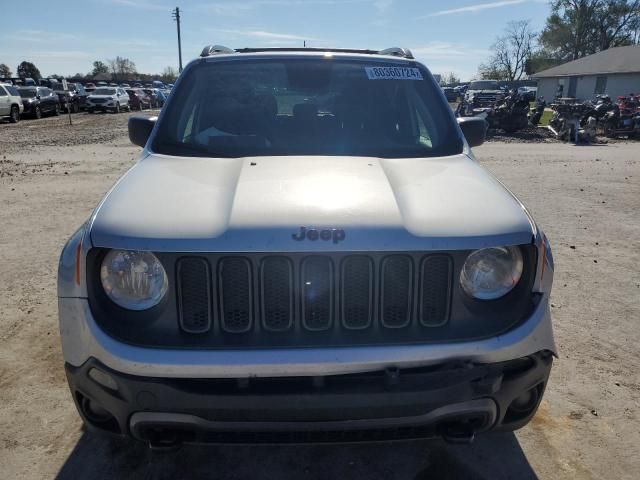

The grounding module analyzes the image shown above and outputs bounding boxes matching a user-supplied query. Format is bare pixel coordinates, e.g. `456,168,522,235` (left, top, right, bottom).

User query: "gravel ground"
0,113,639,479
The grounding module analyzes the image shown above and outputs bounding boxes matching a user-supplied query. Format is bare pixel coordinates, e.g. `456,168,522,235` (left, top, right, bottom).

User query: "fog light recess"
88,368,118,391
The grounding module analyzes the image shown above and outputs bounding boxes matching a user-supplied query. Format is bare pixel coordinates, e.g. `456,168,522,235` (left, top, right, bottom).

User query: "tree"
441,72,461,85
17,61,41,80
107,56,137,81
479,20,536,81
0,63,11,77
540,0,640,61
91,60,109,77
478,62,509,80
160,66,178,83
525,51,564,75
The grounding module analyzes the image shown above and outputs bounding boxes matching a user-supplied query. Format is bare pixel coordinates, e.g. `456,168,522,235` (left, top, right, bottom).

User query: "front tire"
72,101,79,113
34,106,42,119
9,105,19,123
114,102,120,114
54,104,61,116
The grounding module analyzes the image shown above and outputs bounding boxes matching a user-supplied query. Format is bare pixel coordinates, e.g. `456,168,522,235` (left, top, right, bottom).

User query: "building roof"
532,45,640,78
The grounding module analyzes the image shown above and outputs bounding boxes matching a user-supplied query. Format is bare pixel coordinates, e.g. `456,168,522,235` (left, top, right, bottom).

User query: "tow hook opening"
438,413,493,445
138,425,195,451
439,420,480,444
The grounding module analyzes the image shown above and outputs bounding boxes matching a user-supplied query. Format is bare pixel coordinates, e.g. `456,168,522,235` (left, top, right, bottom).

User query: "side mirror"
457,116,488,148
128,115,157,148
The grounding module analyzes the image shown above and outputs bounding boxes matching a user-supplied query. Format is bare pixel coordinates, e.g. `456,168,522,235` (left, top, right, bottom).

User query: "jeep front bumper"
59,295,555,445
66,352,552,446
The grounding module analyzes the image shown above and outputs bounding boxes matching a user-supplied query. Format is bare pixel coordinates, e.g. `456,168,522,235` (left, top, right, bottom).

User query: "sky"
0,0,552,81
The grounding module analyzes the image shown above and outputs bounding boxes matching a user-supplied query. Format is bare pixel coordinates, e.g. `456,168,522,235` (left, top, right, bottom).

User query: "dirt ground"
1,113,639,480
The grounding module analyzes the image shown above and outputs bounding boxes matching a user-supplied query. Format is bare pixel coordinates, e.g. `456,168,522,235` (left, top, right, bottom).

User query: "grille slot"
177,257,212,333
261,257,294,331
219,257,253,333
381,255,413,328
301,257,333,331
420,255,452,327
341,256,373,329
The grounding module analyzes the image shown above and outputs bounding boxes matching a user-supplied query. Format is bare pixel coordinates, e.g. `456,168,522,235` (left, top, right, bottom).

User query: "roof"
531,45,640,78
200,45,414,59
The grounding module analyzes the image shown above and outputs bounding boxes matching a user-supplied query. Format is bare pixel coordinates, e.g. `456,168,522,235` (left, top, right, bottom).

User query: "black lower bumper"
65,351,552,446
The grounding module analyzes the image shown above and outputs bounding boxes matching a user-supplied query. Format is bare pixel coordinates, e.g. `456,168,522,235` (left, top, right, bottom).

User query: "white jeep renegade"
58,46,555,448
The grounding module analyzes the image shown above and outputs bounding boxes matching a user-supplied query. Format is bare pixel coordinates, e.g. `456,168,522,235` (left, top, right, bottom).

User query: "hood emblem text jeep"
292,226,345,244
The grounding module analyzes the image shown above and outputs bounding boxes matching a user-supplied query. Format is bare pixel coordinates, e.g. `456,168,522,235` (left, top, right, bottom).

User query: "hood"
90,154,534,252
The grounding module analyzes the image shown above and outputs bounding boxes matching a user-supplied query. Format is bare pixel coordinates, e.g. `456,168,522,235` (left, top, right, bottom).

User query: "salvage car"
58,46,555,448
17,86,60,118
126,88,152,111
53,82,88,113
464,80,504,108
441,86,458,102
86,87,130,113
0,83,24,123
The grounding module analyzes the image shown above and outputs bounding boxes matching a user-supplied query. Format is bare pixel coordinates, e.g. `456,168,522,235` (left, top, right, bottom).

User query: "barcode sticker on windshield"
365,67,423,80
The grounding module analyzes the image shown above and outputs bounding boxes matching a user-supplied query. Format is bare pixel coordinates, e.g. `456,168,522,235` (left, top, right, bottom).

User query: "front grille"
91,98,107,104
420,255,452,326
381,255,413,328
341,256,373,329
177,257,211,333
175,253,453,343
302,256,333,331
218,257,253,333
261,257,293,331
474,93,501,106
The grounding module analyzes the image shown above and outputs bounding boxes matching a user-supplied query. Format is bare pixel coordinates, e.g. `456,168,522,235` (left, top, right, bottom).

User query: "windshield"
18,89,36,98
93,88,116,95
153,58,462,158
469,81,499,90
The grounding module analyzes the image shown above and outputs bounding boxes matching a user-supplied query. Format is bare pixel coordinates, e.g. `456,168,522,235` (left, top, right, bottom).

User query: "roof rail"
200,45,235,57
379,47,414,59
200,45,415,59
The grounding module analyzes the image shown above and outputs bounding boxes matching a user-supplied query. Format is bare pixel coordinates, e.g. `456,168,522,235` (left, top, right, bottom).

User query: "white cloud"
5,50,91,61
374,0,394,14
412,42,490,59
196,0,369,16
104,0,170,11
426,0,528,17
411,42,492,80
206,28,319,43
9,30,80,43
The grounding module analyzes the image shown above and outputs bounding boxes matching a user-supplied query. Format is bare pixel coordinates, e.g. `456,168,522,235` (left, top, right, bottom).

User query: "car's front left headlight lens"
460,246,523,300
100,250,168,310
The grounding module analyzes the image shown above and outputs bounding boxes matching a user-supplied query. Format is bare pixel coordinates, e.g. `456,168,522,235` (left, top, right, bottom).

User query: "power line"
171,7,183,73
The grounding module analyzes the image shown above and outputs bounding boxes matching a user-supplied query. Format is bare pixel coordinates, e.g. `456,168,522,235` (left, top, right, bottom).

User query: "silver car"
86,86,130,113
58,46,555,448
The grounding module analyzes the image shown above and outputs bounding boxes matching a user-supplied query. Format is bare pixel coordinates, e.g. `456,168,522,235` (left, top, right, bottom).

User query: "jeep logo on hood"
292,226,345,244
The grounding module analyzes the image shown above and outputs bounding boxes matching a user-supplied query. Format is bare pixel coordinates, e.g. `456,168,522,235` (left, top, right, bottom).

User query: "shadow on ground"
56,430,537,480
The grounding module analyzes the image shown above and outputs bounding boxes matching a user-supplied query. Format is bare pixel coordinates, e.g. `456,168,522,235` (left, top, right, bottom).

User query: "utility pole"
172,7,183,73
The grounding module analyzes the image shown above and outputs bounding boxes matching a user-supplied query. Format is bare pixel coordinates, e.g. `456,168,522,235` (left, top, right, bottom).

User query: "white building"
532,45,640,101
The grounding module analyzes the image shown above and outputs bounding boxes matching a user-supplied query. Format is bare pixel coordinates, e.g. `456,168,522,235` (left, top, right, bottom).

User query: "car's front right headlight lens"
460,246,523,300
100,250,168,310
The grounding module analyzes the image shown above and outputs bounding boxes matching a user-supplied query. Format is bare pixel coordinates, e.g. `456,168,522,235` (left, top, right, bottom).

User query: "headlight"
100,250,168,310
460,246,523,300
